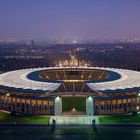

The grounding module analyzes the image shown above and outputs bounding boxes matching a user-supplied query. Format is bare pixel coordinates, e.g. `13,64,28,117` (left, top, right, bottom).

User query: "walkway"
49,115,99,125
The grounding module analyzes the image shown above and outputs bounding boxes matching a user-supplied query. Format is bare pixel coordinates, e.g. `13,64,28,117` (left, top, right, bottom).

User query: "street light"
6,93,10,96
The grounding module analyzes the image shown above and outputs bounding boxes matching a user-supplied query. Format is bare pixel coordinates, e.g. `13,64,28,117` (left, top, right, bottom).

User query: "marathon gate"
54,96,94,115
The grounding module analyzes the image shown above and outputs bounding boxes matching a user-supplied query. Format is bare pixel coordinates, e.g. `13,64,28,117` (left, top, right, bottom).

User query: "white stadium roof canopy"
0,67,140,93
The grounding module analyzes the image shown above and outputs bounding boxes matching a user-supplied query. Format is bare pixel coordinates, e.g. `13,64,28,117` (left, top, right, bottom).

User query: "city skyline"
0,0,140,41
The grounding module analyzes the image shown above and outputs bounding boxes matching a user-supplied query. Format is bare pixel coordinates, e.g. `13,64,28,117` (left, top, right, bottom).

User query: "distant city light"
72,40,77,44
59,61,62,67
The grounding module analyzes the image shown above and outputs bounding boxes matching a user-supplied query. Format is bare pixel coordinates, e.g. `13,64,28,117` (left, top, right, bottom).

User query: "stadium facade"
0,67,140,115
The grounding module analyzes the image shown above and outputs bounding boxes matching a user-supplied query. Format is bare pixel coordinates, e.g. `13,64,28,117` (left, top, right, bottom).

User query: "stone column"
0,96,2,109
20,98,22,113
86,96,94,115
54,96,62,115
131,98,133,110
121,98,123,112
15,98,17,112
36,99,38,112
10,98,13,112
3,95,6,109
6,97,9,110
116,99,119,111
41,99,43,112
139,97,140,110
24,98,27,114
126,98,128,111
110,99,113,112
135,97,137,110
30,99,32,114
104,99,107,113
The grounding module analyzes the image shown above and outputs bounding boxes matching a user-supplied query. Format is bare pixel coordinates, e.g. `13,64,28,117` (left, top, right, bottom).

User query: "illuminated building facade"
0,67,140,115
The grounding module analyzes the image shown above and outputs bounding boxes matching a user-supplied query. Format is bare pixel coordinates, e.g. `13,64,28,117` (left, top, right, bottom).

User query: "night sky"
0,0,140,41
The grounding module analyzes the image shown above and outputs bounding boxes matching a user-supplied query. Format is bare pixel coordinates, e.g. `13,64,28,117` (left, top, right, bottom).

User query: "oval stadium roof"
0,67,140,94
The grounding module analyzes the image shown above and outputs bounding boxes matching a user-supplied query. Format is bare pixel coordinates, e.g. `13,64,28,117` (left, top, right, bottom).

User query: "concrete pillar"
121,98,123,112
116,99,119,111
24,98,27,114
6,97,9,110
3,95,6,109
104,99,107,113
139,97,140,110
86,96,94,115
15,98,17,112
111,99,113,112
30,99,32,114
41,99,43,112
20,98,22,113
131,98,133,110
36,99,38,112
54,96,62,115
10,98,13,112
98,99,101,114
0,96,1,109
126,98,128,111
135,97,137,110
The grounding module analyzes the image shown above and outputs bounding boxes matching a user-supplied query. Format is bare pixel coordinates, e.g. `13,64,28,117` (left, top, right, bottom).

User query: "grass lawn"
99,114,140,123
0,111,50,124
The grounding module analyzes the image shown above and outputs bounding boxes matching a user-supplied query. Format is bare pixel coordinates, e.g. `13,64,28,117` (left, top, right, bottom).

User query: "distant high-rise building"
27,39,35,46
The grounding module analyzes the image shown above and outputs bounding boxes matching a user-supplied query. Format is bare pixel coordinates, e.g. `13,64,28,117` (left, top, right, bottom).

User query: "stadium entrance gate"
54,96,94,115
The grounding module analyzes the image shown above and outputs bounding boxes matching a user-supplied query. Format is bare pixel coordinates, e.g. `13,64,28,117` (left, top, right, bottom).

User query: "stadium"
0,67,140,116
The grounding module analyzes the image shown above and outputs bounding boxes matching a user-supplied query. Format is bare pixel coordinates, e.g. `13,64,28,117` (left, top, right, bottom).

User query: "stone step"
49,115,99,125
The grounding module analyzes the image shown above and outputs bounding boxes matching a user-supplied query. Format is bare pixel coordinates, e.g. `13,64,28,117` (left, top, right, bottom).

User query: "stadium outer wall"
0,93,140,115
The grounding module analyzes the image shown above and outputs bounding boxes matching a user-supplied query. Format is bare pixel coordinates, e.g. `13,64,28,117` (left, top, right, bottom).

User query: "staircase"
49,115,99,125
